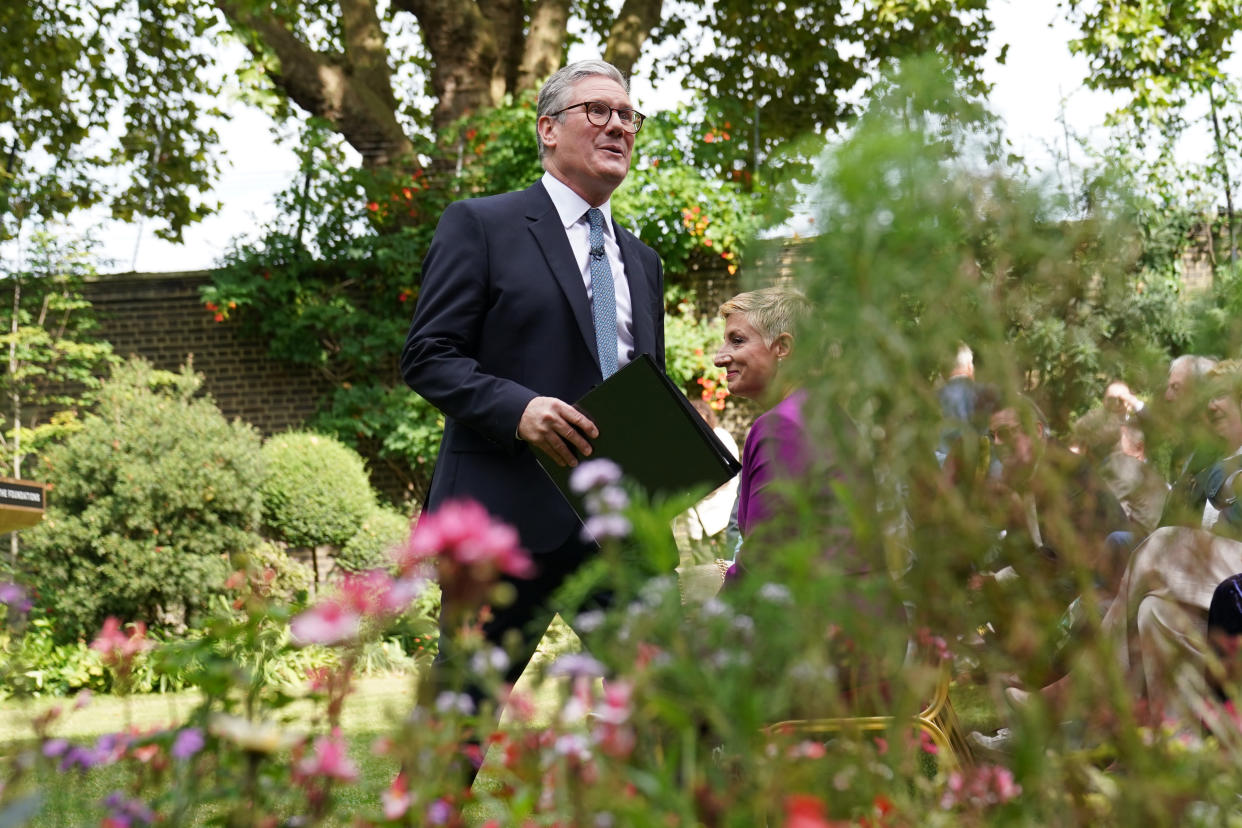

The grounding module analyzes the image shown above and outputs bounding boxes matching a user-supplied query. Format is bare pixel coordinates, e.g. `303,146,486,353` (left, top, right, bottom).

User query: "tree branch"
217,0,413,166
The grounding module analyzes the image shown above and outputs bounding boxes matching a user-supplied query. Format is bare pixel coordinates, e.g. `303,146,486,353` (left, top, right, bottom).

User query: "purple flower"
59,745,100,772
569,459,623,494
42,738,69,758
0,582,31,613
581,513,631,542
426,798,454,825
548,653,607,679
171,727,204,760
103,791,155,825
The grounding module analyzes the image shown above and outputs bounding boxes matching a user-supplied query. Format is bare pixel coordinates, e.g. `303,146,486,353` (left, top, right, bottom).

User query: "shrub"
337,506,413,573
18,359,264,643
258,431,376,549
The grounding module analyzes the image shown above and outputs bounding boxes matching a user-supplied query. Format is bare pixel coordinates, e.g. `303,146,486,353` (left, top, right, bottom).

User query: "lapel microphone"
590,243,606,259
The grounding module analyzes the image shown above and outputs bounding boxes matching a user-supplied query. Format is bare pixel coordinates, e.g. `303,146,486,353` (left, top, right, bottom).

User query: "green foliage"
663,286,730,413
203,127,447,500
259,431,376,549
0,229,117,476
0,1,219,242
655,0,994,189
17,359,264,643
337,506,412,573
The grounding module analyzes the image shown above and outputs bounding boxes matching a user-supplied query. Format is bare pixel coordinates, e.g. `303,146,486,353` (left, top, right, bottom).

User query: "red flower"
367,201,379,212
784,794,832,828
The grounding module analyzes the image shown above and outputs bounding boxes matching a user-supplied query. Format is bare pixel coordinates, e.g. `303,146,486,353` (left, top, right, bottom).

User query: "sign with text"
0,477,47,533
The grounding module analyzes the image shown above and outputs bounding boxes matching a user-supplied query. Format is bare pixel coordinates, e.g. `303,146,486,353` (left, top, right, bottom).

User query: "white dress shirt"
541,172,635,369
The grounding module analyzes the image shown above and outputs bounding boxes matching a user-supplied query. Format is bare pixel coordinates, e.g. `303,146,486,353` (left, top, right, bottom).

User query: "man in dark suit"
400,59,664,720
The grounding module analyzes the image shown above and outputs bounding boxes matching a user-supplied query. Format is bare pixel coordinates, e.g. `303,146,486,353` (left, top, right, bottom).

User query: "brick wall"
84,271,333,435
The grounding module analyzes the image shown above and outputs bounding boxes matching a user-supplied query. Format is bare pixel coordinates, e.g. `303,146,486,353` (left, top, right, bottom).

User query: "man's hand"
518,396,599,467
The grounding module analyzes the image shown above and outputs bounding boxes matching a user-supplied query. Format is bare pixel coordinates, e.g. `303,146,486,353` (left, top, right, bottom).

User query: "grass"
0,619,584,826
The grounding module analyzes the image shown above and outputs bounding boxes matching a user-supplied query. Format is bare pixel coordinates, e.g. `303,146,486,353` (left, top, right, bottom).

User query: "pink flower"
383,772,412,819
91,618,152,670
940,763,1022,810
396,500,532,608
291,602,362,646
296,730,358,782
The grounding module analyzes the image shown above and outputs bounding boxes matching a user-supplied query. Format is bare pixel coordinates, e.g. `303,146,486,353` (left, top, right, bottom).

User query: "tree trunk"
1209,84,1238,276
516,0,570,93
399,0,506,130
604,0,664,79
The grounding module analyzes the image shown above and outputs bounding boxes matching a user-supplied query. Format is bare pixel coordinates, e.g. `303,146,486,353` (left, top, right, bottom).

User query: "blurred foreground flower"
571,459,631,542
209,713,301,754
0,581,31,614
291,568,427,646
396,498,532,608
940,763,1022,810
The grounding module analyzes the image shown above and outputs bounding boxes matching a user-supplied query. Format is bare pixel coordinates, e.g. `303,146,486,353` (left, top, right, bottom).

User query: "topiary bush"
18,359,264,643
258,431,376,549
337,505,412,573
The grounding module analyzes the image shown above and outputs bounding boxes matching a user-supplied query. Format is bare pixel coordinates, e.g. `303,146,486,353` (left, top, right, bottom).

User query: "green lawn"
0,619,584,826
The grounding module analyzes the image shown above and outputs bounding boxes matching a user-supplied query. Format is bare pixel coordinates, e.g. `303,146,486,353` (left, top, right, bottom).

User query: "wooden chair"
762,659,973,776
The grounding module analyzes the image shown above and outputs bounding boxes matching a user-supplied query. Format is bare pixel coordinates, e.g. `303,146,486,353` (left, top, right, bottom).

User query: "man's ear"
537,116,558,151
773,332,793,361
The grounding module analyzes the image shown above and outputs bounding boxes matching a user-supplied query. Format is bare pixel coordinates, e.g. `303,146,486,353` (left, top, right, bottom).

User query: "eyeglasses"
550,101,646,133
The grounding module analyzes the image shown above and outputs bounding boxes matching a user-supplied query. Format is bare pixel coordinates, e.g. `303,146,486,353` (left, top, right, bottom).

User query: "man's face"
1104,381,1130,415
538,76,635,206
990,407,1040,482
1206,393,1242,450
1166,362,1193,404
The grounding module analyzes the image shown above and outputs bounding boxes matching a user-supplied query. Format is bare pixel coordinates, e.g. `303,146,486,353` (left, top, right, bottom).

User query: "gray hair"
718,286,812,346
536,60,629,161
1170,354,1218,380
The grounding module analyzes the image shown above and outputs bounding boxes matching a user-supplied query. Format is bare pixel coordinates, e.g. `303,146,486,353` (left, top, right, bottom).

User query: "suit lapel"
525,183,600,365
616,223,655,358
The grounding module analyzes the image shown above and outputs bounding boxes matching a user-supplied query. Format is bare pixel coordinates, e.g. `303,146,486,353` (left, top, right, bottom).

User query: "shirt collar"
542,172,613,238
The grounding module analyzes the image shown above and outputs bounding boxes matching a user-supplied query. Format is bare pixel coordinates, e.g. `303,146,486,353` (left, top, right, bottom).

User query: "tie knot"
586,207,605,230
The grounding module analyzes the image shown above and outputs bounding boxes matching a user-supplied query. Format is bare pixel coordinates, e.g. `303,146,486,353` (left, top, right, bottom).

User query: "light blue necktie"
586,207,619,379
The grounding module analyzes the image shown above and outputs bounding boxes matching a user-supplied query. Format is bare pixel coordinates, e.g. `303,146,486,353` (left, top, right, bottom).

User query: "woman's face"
714,313,783,400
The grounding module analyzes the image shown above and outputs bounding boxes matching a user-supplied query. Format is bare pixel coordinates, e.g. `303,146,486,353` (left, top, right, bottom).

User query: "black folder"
536,353,742,520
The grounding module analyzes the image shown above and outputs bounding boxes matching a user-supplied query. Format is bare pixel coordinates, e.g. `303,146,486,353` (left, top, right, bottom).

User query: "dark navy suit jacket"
401,181,665,554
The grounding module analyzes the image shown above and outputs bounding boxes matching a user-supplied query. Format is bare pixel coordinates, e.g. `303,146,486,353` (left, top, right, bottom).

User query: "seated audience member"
713,286,812,557
713,286,869,576
1154,355,1220,508
1161,360,1242,537
982,397,1134,598
1009,363,1242,724
1070,385,1168,536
